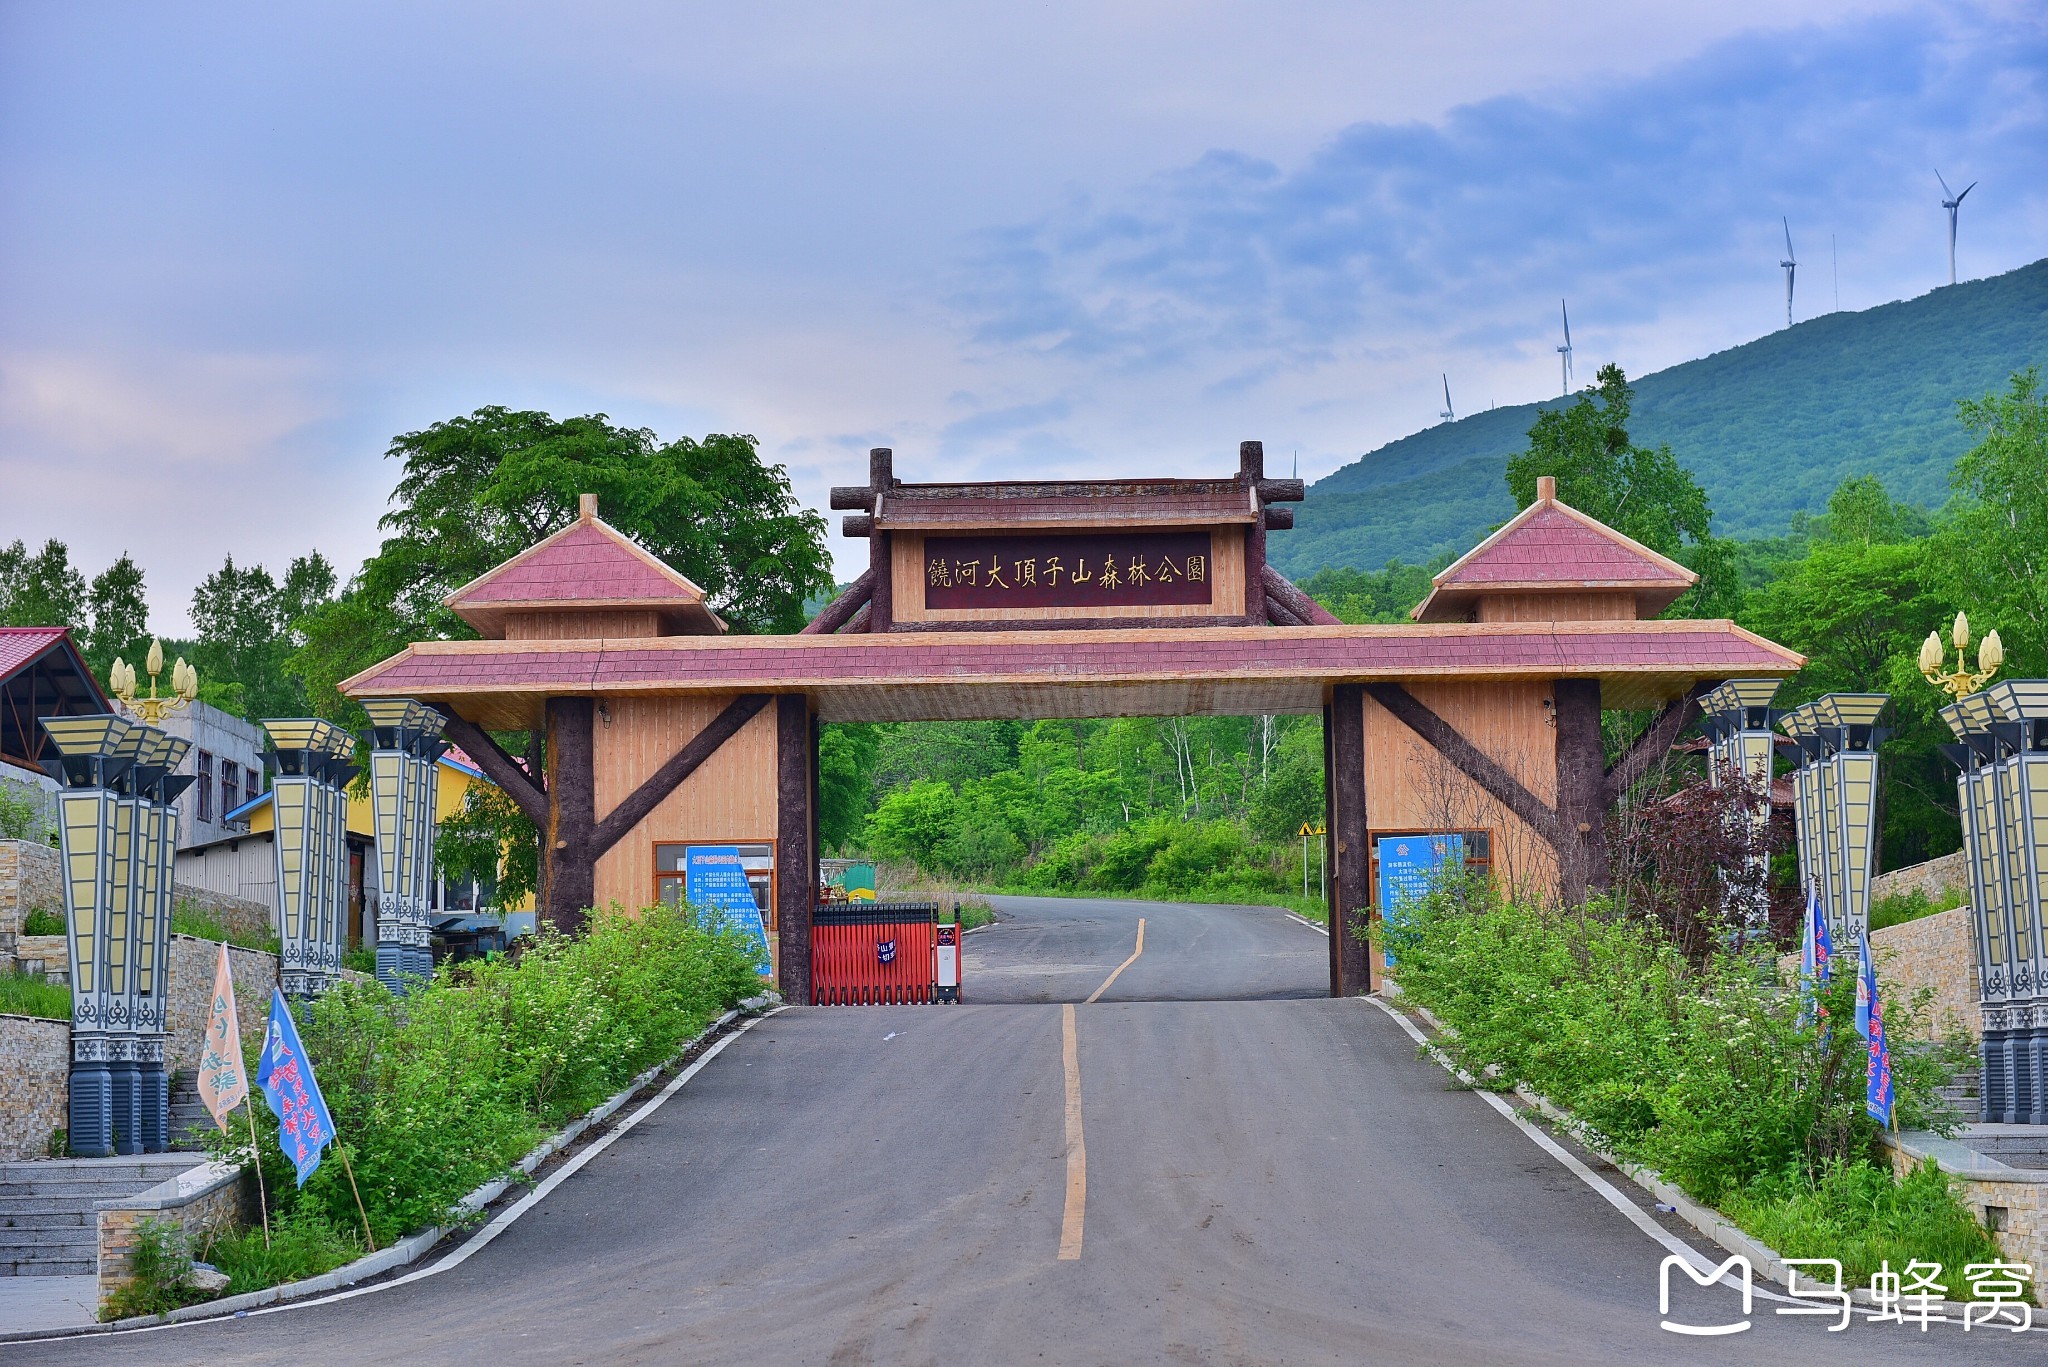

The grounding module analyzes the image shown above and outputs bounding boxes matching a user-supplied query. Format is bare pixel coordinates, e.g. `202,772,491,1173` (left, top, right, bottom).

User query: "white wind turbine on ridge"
1555,301,1573,397
1780,218,1797,328
1938,170,1977,286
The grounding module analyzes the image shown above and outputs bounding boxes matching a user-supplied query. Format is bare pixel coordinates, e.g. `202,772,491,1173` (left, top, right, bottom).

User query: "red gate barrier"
811,901,947,1005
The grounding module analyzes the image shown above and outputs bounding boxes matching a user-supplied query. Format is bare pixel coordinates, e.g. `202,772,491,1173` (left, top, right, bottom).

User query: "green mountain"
1275,257,2048,576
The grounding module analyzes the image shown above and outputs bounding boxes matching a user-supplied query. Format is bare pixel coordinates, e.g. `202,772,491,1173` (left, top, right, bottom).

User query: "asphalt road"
14,896,2037,1365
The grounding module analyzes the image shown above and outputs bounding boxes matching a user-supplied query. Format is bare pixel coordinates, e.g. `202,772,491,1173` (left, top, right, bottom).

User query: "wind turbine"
1780,218,1797,328
1555,301,1573,397
1439,374,1455,423
1938,170,1976,285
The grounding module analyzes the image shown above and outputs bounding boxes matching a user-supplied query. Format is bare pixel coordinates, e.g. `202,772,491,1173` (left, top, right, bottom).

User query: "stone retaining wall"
1871,907,1979,1042
2,838,274,982
1883,1139,2048,1281
1870,849,1969,904
164,936,278,1074
0,1014,71,1161
97,1161,252,1309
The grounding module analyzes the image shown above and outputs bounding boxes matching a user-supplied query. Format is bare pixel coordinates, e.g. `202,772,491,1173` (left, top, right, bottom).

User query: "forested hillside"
1277,257,2048,576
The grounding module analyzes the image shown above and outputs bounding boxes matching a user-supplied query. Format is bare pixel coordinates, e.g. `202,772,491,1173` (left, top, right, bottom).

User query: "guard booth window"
654,842,776,927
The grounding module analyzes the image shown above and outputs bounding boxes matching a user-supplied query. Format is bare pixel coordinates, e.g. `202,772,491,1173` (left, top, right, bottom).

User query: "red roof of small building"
1413,483,1696,622
0,627,75,679
442,498,724,638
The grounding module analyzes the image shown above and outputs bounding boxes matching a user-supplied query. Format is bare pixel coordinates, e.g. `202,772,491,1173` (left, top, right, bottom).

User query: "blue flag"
1854,931,1875,1039
1813,900,1834,985
1865,947,1894,1127
1800,884,1818,984
257,989,337,1187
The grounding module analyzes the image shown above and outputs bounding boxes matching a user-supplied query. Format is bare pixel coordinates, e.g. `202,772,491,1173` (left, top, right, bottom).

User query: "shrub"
0,782,50,843
1388,887,1960,1206
1725,1158,2013,1291
21,907,64,936
204,902,760,1249
0,970,70,1020
201,1211,361,1295
100,1218,200,1320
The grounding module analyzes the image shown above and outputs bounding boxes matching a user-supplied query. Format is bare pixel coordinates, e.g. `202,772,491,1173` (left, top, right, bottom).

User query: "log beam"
591,694,773,851
776,694,816,1002
1363,683,1561,849
1326,684,1373,996
1602,680,1713,807
1552,678,1608,903
541,697,597,937
1261,565,1341,626
440,715,547,829
800,572,874,634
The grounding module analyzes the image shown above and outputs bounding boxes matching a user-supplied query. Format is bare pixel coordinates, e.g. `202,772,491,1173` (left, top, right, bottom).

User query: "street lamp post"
1698,679,1782,938
364,699,449,991
262,719,360,999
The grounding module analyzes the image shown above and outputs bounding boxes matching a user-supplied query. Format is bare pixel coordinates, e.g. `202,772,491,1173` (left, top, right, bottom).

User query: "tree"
190,552,336,719
85,554,150,675
1505,364,1738,616
293,408,832,719
1935,367,2048,680
817,723,880,852
0,539,88,630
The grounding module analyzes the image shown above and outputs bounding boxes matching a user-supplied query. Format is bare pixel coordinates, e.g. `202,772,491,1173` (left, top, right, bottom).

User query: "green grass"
201,1213,361,1296
1725,1158,2020,1296
0,970,70,1020
1869,886,1968,933
20,907,64,936
171,901,280,954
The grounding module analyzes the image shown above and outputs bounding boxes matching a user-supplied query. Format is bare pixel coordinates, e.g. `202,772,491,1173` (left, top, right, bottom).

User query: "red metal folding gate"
811,901,949,1005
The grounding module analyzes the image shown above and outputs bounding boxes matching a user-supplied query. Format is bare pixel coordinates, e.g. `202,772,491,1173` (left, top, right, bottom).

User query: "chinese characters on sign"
922,532,1214,610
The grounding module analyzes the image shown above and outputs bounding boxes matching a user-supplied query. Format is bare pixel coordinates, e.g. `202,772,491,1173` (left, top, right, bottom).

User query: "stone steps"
0,1155,204,1276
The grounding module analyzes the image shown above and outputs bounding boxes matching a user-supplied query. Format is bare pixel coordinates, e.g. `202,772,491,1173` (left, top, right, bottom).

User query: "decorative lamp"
364,700,448,989
1982,680,2048,1124
1810,693,1888,953
262,718,356,998
37,714,137,1156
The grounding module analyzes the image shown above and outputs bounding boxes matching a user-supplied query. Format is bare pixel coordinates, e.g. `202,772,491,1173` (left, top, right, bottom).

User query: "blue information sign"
686,845,774,976
1375,834,1464,964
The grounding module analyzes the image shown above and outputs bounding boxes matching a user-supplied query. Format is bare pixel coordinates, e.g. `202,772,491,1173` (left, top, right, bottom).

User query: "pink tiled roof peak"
449,520,703,607
1437,504,1693,590
0,627,73,678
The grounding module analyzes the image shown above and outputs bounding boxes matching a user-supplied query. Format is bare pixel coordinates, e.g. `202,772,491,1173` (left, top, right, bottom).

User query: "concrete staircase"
167,1076,217,1152
0,1157,203,1276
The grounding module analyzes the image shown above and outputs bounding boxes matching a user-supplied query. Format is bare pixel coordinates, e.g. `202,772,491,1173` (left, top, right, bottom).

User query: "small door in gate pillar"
935,922,961,1004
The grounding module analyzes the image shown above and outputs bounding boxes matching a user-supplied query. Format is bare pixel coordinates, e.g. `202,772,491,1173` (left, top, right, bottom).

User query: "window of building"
195,750,214,823
221,762,241,818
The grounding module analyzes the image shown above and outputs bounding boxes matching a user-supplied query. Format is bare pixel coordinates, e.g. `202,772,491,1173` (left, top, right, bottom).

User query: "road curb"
2,999,775,1344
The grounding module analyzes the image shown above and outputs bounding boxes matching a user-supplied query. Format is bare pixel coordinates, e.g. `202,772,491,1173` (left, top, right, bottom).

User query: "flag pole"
337,1145,377,1253
245,1099,271,1250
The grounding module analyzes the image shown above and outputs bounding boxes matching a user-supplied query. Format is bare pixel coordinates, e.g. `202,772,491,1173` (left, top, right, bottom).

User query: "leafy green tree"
1505,364,1739,616
1934,367,2048,679
294,409,831,719
85,554,150,676
436,784,539,912
817,723,879,852
0,539,88,630
1298,561,1435,623
190,553,337,719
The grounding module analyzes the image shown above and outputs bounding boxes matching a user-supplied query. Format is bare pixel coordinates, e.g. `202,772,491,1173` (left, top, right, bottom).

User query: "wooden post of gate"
1327,683,1372,996
777,694,816,1003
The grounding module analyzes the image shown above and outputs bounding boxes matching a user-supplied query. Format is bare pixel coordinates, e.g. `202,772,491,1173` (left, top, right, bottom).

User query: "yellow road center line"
1058,1002,1086,1261
1084,918,1145,1004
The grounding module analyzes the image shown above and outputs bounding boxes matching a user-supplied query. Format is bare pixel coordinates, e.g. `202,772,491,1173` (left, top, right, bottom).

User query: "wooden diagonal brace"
1602,680,1712,808
1261,565,1342,625
799,571,874,635
591,693,773,854
441,714,548,829
1363,682,1561,846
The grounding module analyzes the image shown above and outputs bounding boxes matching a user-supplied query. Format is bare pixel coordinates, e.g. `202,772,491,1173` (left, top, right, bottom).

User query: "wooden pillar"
1553,678,1608,905
1326,684,1372,996
867,447,894,633
1239,440,1267,626
541,697,596,937
777,694,816,1002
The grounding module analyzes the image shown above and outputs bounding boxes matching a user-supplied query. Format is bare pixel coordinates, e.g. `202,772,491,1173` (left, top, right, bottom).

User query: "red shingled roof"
344,621,1803,725
0,627,73,678
1413,490,1696,621
442,508,723,638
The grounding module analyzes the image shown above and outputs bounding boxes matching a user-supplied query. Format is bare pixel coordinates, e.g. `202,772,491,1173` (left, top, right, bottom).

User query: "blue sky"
2,1,2043,628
